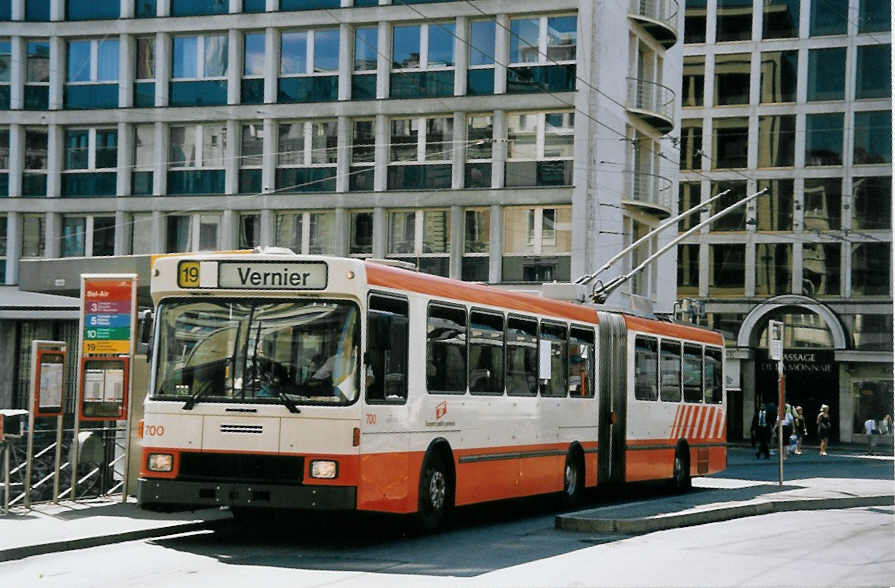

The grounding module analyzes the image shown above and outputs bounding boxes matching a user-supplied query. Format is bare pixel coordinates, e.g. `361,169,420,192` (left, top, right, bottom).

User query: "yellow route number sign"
178,261,201,288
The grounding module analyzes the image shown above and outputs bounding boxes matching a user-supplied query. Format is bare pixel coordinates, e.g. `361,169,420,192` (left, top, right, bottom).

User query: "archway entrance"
743,301,844,442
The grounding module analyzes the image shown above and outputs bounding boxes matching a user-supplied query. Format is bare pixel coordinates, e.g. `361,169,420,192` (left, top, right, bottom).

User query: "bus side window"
366,294,409,403
660,340,682,402
506,316,538,396
704,347,723,404
634,336,658,401
568,326,595,398
683,344,703,403
469,310,505,395
427,303,467,394
540,322,568,397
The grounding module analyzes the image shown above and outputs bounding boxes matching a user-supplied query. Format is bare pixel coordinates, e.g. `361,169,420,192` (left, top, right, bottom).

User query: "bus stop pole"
53,414,62,502
778,361,785,486
3,442,9,514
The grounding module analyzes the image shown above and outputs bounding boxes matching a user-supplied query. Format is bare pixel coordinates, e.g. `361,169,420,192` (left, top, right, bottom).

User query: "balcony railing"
628,0,679,48
626,77,675,134
623,169,672,217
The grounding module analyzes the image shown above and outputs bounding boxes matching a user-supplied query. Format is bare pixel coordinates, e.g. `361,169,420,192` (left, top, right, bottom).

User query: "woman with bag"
816,404,832,456
793,406,807,455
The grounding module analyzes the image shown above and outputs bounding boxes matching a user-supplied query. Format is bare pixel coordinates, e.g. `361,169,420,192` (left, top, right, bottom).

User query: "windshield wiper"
273,388,301,414
182,383,211,410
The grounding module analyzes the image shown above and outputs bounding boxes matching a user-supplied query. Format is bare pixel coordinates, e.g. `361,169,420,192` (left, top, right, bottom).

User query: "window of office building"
0,127,8,195
388,116,453,190
859,0,891,33
277,120,337,192
810,0,847,36
706,312,745,345
846,314,894,350
856,44,891,100
21,214,45,257
677,243,700,296
716,0,752,42
391,22,455,98
854,111,892,164
348,119,375,191
755,179,793,231
759,50,797,103
804,178,841,230
467,19,495,95
134,36,155,107
852,176,891,230
171,34,228,106
463,207,490,281
465,114,493,188
710,181,747,231
757,115,795,167
505,111,574,187
684,0,707,43
386,209,451,276
171,0,227,16
507,15,576,93
805,113,844,166
133,124,154,195
26,40,49,109
242,31,265,104
129,213,154,254
135,0,156,17
682,56,704,107
712,117,748,169
66,38,119,108
238,213,261,249
62,128,117,197
807,47,846,101
0,40,10,108
680,119,703,170
279,28,339,102
275,211,336,254
0,215,6,282
349,210,373,256
679,182,701,231
24,127,47,196
239,122,263,194
763,0,799,38
502,206,572,283
755,243,792,296
166,213,221,253
352,26,377,100
852,242,891,296
168,124,227,194
61,215,115,257
709,243,745,296
714,53,750,106
803,242,841,297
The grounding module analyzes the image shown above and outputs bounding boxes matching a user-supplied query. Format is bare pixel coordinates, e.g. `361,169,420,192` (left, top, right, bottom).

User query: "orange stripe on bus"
624,315,724,345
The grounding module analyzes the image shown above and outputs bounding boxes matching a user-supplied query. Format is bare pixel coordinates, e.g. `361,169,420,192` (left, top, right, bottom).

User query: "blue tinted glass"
171,0,227,16
355,27,378,71
0,0,10,19
64,83,118,109
26,0,50,21
860,0,891,32
354,0,377,5
275,167,337,192
241,78,264,104
239,169,262,194
386,164,452,190
67,41,91,82
807,47,846,100
169,80,227,107
204,36,228,77
351,73,376,100
390,71,453,98
810,0,847,35
280,0,340,9
134,82,155,107
61,218,85,256
167,170,225,194
22,173,47,196
132,171,153,195
243,0,265,11
277,75,338,102
24,85,48,109
805,113,844,166
64,130,89,169
469,21,495,66
244,33,265,76
854,111,892,164
856,44,891,99
135,0,156,17
314,29,340,72
510,18,539,63
392,25,420,68
281,31,307,74
0,85,9,108
507,65,576,93
0,173,7,197
0,41,9,82
97,40,119,81
62,173,116,197
66,0,119,19
173,37,198,78
466,69,494,95
428,23,455,67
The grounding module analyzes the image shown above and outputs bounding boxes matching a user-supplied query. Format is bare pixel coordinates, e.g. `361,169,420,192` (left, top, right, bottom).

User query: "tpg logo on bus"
218,261,328,290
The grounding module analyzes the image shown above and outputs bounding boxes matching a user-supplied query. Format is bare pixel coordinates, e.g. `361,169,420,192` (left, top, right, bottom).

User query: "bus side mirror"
139,309,154,362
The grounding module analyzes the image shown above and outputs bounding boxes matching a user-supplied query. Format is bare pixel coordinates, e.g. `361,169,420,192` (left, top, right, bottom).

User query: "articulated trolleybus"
139,250,726,528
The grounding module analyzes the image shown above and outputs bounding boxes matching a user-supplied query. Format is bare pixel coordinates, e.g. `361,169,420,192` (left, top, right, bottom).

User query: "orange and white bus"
139,250,726,527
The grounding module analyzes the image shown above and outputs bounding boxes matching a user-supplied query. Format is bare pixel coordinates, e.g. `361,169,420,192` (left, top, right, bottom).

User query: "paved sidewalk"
0,497,231,563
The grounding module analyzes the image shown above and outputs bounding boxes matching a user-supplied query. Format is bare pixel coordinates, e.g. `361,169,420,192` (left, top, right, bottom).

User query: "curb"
555,494,895,534
0,519,222,563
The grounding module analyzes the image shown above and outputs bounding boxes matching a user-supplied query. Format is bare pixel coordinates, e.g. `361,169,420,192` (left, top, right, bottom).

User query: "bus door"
597,312,627,485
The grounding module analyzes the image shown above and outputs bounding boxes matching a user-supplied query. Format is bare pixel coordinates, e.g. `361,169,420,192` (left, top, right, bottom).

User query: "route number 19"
178,261,200,288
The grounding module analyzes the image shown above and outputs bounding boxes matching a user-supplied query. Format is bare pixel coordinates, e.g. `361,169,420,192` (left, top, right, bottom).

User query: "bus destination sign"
218,261,327,290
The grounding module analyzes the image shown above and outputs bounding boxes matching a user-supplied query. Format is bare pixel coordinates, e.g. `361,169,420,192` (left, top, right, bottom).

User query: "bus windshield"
153,299,360,406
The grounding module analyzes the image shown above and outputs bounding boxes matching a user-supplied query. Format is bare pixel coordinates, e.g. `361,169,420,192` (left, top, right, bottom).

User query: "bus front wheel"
671,446,691,493
561,450,585,507
417,452,453,531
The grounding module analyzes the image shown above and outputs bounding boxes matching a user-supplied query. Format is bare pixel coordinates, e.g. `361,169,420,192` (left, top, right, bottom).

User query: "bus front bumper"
138,478,356,511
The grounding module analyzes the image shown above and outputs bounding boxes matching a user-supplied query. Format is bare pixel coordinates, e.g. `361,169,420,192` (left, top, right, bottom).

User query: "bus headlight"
147,453,173,472
310,460,338,479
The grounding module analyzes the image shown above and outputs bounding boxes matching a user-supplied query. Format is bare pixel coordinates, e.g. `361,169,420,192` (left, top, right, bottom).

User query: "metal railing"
623,169,673,214
626,77,676,126
628,0,680,37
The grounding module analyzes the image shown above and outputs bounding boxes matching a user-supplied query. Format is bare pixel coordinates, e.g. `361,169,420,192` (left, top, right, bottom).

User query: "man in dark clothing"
754,404,772,459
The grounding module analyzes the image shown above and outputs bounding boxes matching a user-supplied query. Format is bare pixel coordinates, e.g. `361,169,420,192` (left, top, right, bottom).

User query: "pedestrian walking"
793,406,807,455
864,416,878,455
816,404,832,456
779,403,794,458
880,414,892,436
755,404,772,459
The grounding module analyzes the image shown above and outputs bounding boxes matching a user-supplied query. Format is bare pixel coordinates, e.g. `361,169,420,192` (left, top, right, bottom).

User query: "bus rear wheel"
417,452,453,531
671,447,691,493
561,451,585,507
